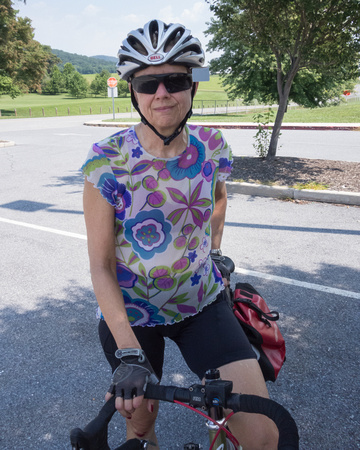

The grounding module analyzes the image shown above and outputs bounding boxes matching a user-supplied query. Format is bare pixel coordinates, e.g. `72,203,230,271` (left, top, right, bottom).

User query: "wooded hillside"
52,49,117,74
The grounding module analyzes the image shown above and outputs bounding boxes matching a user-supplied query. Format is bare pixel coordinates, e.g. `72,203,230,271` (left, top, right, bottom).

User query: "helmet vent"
148,20,159,48
128,36,148,56
164,28,185,53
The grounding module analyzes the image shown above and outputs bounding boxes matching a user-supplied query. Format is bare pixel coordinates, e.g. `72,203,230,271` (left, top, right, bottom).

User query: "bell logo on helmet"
148,54,164,62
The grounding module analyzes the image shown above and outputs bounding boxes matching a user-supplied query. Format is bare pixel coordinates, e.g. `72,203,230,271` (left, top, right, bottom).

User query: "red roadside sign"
107,77,118,88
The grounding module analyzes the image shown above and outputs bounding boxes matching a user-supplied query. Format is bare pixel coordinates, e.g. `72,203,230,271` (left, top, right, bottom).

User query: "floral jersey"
82,125,233,327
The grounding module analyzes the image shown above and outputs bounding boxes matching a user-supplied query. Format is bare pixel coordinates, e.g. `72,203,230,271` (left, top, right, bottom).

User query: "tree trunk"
266,92,289,161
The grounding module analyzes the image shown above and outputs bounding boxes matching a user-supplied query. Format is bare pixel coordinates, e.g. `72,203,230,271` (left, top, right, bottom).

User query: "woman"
82,19,278,449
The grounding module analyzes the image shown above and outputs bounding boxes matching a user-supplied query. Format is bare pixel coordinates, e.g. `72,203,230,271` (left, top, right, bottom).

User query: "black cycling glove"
109,348,159,400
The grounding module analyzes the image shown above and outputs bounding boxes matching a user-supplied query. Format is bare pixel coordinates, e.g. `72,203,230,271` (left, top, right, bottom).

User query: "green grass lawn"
0,92,133,118
1,74,359,122
190,101,360,123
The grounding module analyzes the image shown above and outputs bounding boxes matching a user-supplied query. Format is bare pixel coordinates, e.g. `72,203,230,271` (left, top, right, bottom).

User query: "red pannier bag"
233,282,286,382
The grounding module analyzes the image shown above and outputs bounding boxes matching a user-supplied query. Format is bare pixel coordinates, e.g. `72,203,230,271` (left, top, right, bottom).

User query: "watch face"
115,349,123,359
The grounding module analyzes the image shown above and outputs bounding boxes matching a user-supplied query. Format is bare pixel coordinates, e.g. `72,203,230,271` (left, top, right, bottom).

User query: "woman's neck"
135,122,188,159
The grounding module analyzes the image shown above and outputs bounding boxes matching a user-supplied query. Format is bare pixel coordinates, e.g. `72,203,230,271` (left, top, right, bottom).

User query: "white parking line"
235,267,360,299
1,216,359,300
0,217,87,240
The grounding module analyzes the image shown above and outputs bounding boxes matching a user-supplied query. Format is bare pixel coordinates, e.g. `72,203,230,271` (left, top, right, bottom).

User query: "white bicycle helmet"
117,19,205,81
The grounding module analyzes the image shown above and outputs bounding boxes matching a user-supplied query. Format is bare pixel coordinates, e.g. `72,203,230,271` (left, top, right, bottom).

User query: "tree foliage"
62,63,77,91
206,0,360,159
41,66,65,95
118,79,129,98
0,0,54,96
90,70,111,96
0,74,21,97
68,71,89,98
52,49,117,74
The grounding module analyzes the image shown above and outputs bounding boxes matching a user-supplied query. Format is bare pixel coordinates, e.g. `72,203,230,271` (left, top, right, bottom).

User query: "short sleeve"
217,133,233,182
81,142,118,207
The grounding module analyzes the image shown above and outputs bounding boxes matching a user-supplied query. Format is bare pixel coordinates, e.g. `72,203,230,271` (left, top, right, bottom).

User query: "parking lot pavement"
0,118,359,449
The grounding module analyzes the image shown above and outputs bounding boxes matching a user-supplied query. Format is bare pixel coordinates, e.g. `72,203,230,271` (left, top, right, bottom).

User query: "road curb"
83,120,360,131
226,181,360,206
0,140,15,148
83,120,360,206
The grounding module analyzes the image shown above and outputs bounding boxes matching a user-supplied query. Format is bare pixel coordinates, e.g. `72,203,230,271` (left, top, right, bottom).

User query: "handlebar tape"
227,394,299,450
113,438,147,450
70,386,299,450
70,396,116,450
146,386,299,449
145,384,191,403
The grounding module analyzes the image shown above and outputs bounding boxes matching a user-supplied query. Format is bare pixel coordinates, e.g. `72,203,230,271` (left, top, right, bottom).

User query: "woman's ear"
193,82,199,96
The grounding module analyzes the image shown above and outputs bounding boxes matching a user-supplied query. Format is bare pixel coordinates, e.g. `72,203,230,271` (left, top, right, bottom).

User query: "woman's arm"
211,180,227,250
83,178,140,350
84,179,157,416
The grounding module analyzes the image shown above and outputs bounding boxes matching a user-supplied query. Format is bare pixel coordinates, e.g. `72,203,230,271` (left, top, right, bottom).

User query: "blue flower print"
98,174,118,206
125,210,172,260
201,160,216,182
115,184,132,221
191,272,201,286
97,174,132,220
116,262,138,288
219,157,232,174
188,251,197,263
166,135,205,180
132,146,143,159
123,292,165,326
212,260,223,284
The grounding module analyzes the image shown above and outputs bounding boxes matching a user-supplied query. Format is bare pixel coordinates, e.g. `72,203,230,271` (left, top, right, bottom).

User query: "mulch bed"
228,156,360,192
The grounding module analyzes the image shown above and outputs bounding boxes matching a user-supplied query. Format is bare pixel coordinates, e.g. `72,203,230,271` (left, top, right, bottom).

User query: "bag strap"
234,297,280,326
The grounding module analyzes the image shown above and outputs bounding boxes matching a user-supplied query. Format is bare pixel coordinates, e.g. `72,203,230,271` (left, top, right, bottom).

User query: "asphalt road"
0,116,359,449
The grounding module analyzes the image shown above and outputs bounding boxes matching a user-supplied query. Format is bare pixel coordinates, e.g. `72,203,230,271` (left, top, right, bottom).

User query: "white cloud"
122,14,144,23
158,6,178,24
82,4,101,17
181,2,208,23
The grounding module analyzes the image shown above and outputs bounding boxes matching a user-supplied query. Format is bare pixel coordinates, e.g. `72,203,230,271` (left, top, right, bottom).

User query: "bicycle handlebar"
145,383,299,449
70,381,299,450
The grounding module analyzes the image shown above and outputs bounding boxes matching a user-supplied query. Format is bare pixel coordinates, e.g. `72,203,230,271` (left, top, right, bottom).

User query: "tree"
41,66,65,95
0,74,21,98
118,79,129,98
0,0,51,96
62,62,77,91
206,0,360,160
68,71,89,98
90,69,111,96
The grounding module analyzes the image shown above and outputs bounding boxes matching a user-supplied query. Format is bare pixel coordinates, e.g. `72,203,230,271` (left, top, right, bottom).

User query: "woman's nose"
155,81,170,97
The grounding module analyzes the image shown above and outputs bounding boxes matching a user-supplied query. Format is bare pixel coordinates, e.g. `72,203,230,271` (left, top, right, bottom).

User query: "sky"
16,0,219,61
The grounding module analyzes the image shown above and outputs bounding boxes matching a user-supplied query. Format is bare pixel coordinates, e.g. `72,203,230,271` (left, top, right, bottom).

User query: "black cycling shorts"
98,290,256,380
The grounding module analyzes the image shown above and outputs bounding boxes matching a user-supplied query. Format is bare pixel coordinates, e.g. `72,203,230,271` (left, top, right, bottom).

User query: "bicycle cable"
208,412,236,450
174,400,239,448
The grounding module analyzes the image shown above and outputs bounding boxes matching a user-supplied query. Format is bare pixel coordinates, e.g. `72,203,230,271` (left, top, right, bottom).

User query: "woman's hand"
107,349,159,419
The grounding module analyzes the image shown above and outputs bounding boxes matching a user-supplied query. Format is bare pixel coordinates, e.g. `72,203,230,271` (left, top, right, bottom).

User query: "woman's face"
131,64,194,137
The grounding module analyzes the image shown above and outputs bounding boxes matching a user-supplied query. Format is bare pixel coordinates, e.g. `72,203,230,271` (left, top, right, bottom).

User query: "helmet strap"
130,84,196,146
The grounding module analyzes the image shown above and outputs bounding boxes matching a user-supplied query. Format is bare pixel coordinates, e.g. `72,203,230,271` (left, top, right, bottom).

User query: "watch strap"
115,348,146,363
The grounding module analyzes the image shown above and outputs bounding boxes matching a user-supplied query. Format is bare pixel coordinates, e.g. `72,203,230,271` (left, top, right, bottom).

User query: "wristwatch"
115,348,146,362
210,249,222,256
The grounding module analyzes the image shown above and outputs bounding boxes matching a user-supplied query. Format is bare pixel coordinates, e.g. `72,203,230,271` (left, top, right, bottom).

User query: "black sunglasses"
131,73,193,94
